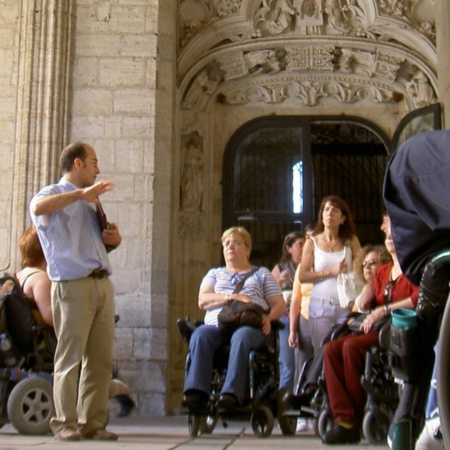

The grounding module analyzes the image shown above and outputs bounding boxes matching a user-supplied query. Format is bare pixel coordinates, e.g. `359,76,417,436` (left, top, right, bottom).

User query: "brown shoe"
54,428,81,441
82,428,118,441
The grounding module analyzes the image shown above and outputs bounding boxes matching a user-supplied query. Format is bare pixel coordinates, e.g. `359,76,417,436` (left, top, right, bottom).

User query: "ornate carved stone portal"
178,0,437,113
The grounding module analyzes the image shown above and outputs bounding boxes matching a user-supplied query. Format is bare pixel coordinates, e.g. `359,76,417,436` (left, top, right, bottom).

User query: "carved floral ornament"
180,42,437,111
179,0,437,112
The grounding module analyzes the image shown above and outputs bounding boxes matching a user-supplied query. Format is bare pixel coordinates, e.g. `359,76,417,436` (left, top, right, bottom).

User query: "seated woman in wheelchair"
16,227,53,326
182,226,285,413
321,215,419,445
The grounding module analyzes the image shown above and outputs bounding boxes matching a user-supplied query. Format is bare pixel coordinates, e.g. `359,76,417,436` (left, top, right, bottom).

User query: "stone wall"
70,0,176,416
0,1,20,273
0,0,176,417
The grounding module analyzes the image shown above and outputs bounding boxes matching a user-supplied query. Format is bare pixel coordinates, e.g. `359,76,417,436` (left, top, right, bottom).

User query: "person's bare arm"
289,295,300,347
349,235,362,271
30,273,53,326
299,238,343,283
361,297,415,334
356,283,375,311
262,294,285,336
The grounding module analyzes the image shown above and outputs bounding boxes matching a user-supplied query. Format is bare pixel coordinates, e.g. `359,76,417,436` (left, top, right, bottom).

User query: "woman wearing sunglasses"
321,215,419,445
353,245,392,311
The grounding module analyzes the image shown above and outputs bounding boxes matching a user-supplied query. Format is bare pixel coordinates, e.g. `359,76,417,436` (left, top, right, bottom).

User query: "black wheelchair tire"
278,415,297,436
187,414,201,437
200,414,217,434
251,405,274,438
317,408,333,440
363,408,391,445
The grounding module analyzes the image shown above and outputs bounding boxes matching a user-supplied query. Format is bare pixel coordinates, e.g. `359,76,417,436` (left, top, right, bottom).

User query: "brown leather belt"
88,269,109,279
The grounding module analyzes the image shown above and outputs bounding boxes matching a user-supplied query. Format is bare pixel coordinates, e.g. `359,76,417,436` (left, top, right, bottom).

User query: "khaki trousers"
50,277,115,434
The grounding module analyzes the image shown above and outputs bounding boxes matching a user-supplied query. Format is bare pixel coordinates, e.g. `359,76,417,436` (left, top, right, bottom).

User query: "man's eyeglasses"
362,259,379,268
383,280,395,304
223,240,243,248
84,158,98,168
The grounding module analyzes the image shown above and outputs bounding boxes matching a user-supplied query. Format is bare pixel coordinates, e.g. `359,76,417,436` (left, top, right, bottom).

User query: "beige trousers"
50,277,115,434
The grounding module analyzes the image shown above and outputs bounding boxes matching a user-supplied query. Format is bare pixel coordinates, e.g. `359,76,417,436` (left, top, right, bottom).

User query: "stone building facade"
0,0,449,416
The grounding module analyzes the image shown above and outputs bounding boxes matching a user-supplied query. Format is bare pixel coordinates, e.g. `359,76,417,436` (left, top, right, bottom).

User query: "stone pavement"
0,415,391,449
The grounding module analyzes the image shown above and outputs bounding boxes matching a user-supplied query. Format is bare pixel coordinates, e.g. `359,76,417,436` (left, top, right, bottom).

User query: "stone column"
11,0,74,268
436,0,450,127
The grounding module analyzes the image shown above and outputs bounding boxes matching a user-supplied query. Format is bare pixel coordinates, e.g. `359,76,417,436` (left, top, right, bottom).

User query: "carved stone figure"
180,140,205,212
183,68,221,110
406,69,435,107
294,0,324,32
265,0,295,35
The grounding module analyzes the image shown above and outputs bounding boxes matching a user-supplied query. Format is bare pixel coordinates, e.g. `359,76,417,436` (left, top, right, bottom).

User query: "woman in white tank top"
299,195,361,353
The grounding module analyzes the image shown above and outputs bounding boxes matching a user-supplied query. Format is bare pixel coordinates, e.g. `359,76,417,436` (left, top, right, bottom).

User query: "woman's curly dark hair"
355,244,392,280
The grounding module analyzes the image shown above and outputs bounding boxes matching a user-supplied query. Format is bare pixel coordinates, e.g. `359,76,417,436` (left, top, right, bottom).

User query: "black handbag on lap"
218,268,266,332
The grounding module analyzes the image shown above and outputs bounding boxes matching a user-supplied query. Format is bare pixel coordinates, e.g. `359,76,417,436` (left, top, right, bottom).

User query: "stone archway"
168,0,438,413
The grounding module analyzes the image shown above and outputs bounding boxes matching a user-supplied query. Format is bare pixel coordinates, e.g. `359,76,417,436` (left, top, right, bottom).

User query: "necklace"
323,238,338,253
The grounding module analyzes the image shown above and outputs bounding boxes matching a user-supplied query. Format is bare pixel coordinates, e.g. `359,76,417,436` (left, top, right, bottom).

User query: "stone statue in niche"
264,0,296,35
180,138,205,212
183,67,221,111
325,0,352,33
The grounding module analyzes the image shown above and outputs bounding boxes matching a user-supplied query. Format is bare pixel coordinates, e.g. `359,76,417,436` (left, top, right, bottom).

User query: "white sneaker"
296,418,308,432
415,416,444,450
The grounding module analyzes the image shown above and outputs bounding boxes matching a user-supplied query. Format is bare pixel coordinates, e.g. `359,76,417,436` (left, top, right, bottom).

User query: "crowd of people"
4,131,449,448
182,187,444,449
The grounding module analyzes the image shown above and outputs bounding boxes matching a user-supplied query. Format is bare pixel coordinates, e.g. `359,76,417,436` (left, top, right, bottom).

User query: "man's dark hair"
59,142,88,174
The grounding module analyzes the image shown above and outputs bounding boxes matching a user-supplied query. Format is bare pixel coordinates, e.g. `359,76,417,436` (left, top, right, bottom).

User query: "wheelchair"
281,313,398,444
0,276,56,435
0,276,133,435
177,318,297,438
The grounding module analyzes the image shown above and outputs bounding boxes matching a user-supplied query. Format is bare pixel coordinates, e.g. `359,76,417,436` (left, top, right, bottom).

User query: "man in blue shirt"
30,142,121,442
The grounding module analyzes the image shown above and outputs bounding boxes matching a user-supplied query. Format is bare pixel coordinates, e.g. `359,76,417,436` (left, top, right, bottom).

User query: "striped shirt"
201,266,282,327
30,177,112,281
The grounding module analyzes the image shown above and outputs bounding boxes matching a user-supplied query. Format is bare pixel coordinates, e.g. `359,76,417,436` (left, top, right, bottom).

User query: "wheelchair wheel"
7,377,54,435
187,414,202,438
200,414,217,434
363,408,391,445
251,405,274,438
317,408,333,440
278,415,297,436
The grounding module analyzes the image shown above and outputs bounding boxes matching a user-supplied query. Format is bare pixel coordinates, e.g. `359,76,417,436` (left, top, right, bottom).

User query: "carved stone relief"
180,134,205,213
179,0,436,50
178,213,207,240
181,42,436,111
179,0,437,113
181,110,207,138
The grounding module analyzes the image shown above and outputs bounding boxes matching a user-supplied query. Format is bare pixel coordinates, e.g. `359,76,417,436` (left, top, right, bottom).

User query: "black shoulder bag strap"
232,268,259,295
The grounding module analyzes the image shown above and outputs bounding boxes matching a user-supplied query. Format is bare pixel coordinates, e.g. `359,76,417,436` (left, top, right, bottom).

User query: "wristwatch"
384,304,391,314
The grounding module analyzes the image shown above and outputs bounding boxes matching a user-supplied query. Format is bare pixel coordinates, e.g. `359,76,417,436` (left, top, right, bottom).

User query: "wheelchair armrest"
378,317,392,350
329,318,351,341
31,323,54,333
176,317,198,343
